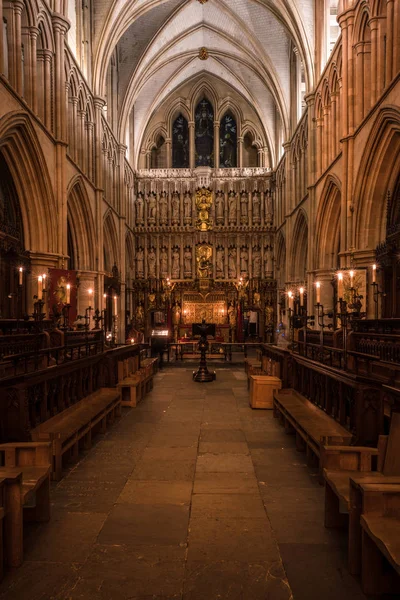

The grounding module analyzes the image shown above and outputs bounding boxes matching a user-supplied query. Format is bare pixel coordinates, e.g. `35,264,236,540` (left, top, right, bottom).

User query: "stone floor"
0,365,369,600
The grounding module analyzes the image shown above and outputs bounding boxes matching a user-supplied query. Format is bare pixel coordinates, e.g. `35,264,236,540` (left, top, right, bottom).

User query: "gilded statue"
195,187,213,231
196,244,212,279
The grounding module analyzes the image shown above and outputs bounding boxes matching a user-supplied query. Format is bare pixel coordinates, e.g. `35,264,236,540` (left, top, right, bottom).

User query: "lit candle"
88,288,93,308
38,275,43,299
349,270,355,288
299,287,304,306
66,284,71,304
315,281,321,304
131,338,134,344
103,293,107,309
372,264,376,284
42,273,47,291
288,291,293,310
114,295,118,315
337,272,343,299
19,267,23,285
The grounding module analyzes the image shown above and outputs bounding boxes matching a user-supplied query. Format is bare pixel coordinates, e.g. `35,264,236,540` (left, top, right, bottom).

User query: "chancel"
0,0,399,597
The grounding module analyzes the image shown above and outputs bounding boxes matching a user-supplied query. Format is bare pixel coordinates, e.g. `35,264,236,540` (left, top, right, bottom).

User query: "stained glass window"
220,112,237,168
195,99,214,167
172,115,189,168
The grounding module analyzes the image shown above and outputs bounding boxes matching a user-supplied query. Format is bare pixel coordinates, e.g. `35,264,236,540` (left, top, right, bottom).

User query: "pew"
0,442,52,572
273,389,353,466
358,483,400,595
31,389,121,481
323,411,400,576
118,357,158,407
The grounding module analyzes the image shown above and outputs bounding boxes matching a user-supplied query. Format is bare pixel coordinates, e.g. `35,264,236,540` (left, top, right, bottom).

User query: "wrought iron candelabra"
371,282,385,320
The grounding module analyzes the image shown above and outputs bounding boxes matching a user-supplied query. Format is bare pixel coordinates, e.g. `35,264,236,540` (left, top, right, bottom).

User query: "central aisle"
0,366,367,600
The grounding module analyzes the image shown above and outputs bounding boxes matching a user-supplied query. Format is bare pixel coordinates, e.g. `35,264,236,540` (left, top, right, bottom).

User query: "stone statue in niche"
159,192,168,224
216,246,225,278
184,247,192,277
228,191,236,224
148,193,157,223
240,192,248,224
265,244,273,276
265,302,274,327
228,247,237,279
252,191,261,223
172,247,180,279
171,192,180,224
253,247,261,278
183,192,192,222
148,247,156,278
136,302,144,327
136,193,144,225
136,247,144,278
265,191,273,225
215,191,225,224
160,247,168,276
228,301,236,329
240,246,248,274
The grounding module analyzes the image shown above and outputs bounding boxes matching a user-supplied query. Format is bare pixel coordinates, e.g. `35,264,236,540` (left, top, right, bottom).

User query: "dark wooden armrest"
320,445,378,472
357,483,400,517
0,442,52,467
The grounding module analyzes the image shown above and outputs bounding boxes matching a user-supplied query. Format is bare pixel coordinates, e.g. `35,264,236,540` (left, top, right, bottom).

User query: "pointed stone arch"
103,211,119,274
290,210,308,281
315,175,341,270
67,176,96,271
354,106,400,249
0,111,56,254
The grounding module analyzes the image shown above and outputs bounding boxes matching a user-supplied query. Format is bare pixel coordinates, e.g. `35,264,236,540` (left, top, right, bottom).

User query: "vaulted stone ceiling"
92,0,315,168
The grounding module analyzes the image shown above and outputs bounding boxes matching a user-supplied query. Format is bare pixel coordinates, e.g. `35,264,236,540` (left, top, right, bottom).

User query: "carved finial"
199,47,209,60
197,0,209,3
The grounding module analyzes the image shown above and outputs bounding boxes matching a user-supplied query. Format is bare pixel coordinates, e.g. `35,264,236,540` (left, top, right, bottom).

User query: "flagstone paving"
0,366,368,600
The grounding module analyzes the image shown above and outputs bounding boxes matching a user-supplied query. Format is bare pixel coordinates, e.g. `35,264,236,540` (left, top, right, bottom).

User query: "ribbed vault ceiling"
93,0,315,168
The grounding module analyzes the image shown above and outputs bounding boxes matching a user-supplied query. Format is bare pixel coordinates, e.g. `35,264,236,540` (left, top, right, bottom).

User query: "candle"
38,276,43,299
299,287,304,306
66,284,71,304
372,264,376,284
288,291,293,310
42,273,47,291
19,267,23,285
88,288,93,308
337,272,343,299
349,270,355,288
315,281,321,304
114,295,118,316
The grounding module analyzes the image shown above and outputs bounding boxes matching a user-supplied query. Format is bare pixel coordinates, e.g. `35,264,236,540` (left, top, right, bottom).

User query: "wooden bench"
273,389,353,467
358,483,400,595
118,355,139,382
323,411,400,576
31,389,121,481
245,360,262,389
117,373,143,407
0,442,52,573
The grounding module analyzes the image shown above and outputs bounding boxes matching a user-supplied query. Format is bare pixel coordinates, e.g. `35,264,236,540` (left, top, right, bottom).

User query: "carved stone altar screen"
183,293,226,324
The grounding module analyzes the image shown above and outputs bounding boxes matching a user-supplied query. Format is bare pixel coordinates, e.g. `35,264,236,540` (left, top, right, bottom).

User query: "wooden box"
249,375,282,409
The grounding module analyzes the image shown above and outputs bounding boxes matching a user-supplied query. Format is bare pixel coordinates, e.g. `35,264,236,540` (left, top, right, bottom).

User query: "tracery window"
172,114,189,168
219,112,237,168
195,99,214,167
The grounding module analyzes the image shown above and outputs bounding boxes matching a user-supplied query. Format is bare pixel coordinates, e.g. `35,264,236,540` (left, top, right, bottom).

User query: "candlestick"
66,284,71,304
349,270,355,288
337,272,343,299
372,264,376,284
315,281,321,304
88,288,93,308
19,267,23,285
38,276,43,299
299,287,304,307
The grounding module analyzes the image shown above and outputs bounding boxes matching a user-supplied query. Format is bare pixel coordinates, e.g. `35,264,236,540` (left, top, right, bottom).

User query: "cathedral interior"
0,0,400,598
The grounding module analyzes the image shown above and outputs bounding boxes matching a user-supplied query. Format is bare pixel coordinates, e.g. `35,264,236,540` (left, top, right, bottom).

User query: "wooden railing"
0,343,147,443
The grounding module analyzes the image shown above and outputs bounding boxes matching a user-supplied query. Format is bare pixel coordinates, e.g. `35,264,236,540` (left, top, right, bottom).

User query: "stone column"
369,17,378,105
13,0,24,95
214,121,220,169
0,0,3,75
237,137,243,168
94,96,106,305
386,0,394,82
189,121,195,169
165,138,172,168
354,42,364,124
78,109,86,171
